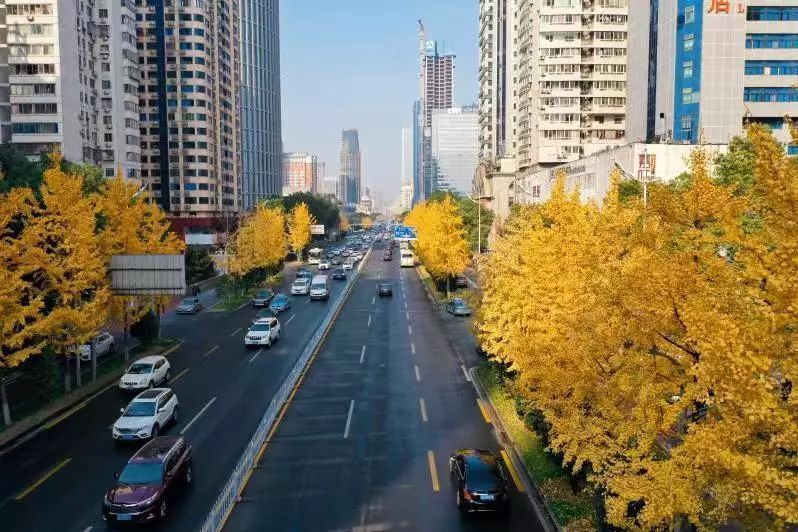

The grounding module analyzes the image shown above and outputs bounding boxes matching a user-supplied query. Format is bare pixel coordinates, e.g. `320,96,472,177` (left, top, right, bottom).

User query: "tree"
0,145,45,194
714,135,757,196
228,204,287,282
339,212,351,234
287,202,315,261
280,192,340,232
185,246,217,285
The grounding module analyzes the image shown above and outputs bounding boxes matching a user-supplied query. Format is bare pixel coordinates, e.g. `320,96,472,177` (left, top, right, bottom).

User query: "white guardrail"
199,248,370,532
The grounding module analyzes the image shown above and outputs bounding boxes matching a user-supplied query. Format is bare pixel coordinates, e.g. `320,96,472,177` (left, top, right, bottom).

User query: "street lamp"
466,193,492,262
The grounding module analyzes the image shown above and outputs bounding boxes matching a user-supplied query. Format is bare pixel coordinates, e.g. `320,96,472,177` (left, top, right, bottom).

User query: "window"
12,122,59,134
748,7,798,21
684,6,695,24
683,33,695,52
744,87,798,102
745,61,798,76
682,87,694,104
746,34,798,49
104,133,113,143
683,61,694,79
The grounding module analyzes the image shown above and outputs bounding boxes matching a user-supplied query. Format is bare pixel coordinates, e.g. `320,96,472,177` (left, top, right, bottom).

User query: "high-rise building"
1,0,141,179
281,152,317,195
136,0,242,231
400,182,413,212
240,0,282,209
627,1,798,151
412,100,424,203
431,106,479,195
401,127,414,204
339,129,361,209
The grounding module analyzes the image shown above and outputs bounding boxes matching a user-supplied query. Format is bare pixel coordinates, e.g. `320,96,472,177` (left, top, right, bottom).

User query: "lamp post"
467,194,492,268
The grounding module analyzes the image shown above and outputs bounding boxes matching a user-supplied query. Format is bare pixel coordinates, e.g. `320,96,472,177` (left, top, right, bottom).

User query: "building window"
747,7,798,21
683,33,695,52
684,6,695,24
746,34,798,49
12,122,59,134
682,87,694,104
744,87,798,102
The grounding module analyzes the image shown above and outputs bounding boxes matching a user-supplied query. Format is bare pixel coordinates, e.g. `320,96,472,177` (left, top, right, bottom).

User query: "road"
0,259,358,532
224,241,546,531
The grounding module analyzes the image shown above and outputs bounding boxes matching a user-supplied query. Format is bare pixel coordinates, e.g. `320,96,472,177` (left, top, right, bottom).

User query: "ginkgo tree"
228,203,287,287
287,202,315,261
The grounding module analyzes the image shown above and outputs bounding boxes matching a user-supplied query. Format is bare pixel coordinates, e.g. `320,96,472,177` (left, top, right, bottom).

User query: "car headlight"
136,427,150,435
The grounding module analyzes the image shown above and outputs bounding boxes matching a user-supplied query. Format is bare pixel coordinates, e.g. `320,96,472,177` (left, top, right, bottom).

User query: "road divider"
180,396,217,435
367,315,372,328
427,450,440,492
248,349,263,363
285,314,296,326
230,328,242,337
360,345,366,364
15,457,71,500
415,365,422,382
44,402,87,430
411,342,416,355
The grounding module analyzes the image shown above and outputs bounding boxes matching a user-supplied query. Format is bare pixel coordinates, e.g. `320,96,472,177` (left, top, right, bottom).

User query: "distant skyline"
280,0,478,207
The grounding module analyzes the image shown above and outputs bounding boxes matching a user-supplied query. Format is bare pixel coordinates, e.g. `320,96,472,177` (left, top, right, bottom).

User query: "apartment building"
135,0,241,231
281,152,317,196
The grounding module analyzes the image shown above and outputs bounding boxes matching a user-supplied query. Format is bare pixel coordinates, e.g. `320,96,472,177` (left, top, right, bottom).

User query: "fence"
199,248,369,532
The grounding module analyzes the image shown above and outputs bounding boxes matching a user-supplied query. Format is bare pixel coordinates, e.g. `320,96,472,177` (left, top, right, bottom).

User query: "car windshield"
127,363,153,375
123,401,156,417
312,283,325,290
272,295,285,304
255,291,270,298
250,323,270,332
466,456,501,491
118,462,163,485
180,298,195,305
293,280,306,286
454,300,468,307
334,269,344,274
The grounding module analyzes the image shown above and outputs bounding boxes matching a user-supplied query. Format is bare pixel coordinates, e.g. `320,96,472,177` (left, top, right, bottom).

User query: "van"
310,274,330,301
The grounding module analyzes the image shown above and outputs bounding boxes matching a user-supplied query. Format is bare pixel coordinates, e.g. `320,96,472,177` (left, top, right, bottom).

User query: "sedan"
377,283,393,297
318,260,331,270
269,294,292,314
77,332,115,362
446,298,472,317
291,278,311,295
342,261,353,271
296,267,312,279
449,449,510,513
176,297,202,314
112,388,178,441
118,356,170,391
383,252,393,262
332,268,347,280
250,289,274,308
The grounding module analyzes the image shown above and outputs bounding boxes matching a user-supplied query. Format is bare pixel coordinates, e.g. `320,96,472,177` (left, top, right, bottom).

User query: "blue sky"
280,0,478,205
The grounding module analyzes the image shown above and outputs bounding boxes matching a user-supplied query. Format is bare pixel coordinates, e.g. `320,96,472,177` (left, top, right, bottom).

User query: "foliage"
185,246,217,285
0,145,45,194
229,204,287,279
405,196,470,286
287,202,315,259
130,310,159,346
422,190,493,252
339,211,351,234
475,126,798,530
278,192,340,232
714,135,757,196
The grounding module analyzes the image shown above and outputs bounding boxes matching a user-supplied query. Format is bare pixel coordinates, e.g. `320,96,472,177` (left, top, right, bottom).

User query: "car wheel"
151,424,160,438
172,406,179,424
109,343,115,354
165,369,171,383
158,499,168,520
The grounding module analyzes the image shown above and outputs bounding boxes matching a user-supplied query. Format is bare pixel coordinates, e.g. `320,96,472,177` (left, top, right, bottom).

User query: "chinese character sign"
707,0,745,15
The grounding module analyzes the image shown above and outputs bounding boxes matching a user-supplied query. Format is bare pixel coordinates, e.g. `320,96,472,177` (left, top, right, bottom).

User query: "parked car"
119,356,170,392
332,268,347,280
377,283,393,297
103,435,192,524
291,278,311,296
250,289,274,308
268,294,292,314
455,275,469,289
77,332,115,362
449,449,510,513
446,298,472,317
112,388,178,441
244,317,281,348
176,297,202,314
318,260,331,270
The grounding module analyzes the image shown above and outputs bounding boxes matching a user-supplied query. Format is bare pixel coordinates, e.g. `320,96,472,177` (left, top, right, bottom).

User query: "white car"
318,260,331,270
77,332,115,362
112,388,178,441
118,356,171,391
291,278,311,295
342,261,353,271
244,317,281,348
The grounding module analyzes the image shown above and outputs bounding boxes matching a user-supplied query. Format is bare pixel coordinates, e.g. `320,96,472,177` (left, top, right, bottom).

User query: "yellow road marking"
500,450,526,493
15,458,72,500
44,403,87,430
476,398,492,423
171,368,190,384
427,451,440,492
202,345,219,358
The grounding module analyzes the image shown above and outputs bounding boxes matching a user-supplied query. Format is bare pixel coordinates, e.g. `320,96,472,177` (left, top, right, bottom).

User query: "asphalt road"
0,259,358,532
224,243,546,531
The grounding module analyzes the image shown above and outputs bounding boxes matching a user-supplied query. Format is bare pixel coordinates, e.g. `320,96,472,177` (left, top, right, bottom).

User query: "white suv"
112,388,179,441
291,278,311,295
245,317,281,348
118,356,170,391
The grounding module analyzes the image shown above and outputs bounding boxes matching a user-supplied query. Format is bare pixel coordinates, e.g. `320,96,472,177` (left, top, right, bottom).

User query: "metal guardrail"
199,249,369,532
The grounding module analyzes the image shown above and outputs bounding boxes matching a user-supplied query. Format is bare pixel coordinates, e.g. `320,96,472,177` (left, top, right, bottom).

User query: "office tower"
2,0,141,179
371,189,384,215
627,1,798,150
479,0,515,162
281,152,317,195
400,127,414,204
400,182,413,211
339,129,361,210
431,106,479,195
136,0,241,230
240,0,282,209
412,100,424,203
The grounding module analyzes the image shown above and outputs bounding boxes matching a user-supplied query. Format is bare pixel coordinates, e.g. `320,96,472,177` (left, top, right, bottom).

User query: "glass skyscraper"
339,129,361,210
430,106,479,196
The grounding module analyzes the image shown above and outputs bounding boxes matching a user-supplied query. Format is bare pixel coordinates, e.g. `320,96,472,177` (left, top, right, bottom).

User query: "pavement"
0,258,356,532
223,241,545,531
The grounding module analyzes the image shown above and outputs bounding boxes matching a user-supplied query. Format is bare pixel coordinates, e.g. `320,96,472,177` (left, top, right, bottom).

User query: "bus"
308,247,323,265
400,249,414,268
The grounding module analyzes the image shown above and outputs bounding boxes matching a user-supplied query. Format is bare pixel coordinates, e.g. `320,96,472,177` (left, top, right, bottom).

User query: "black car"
103,435,192,525
377,283,393,297
296,267,312,279
268,294,292,314
455,275,469,288
449,449,510,513
383,251,393,261
250,289,274,308
332,268,347,280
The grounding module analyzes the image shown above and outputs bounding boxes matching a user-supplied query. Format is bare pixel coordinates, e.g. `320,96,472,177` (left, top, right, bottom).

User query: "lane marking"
408,324,413,336
500,449,526,493
44,403,87,430
249,348,264,363
285,314,296,326
461,364,471,382
15,458,72,500
179,396,217,435
367,315,372,328
230,327,242,337
360,345,366,364
427,451,440,492
419,397,428,422
162,341,184,357
404,300,408,309
476,398,492,423
371,296,375,305
415,365,422,382
82,527,93,532
405,311,410,320
202,345,219,358
343,399,355,438
306,298,312,304
171,368,190,384
411,342,416,355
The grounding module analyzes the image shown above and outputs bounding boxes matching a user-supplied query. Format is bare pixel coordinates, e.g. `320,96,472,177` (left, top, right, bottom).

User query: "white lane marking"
406,311,410,320
415,365,422,382
82,527,93,532
367,315,372,328
408,324,413,336
462,364,472,382
171,368,190,384
343,399,355,438
372,296,375,305
202,345,219,358
419,398,428,422
360,345,366,364
285,314,296,326
411,342,416,355
404,300,408,309
306,298,312,304
179,396,217,435
230,327,242,337
249,349,264,363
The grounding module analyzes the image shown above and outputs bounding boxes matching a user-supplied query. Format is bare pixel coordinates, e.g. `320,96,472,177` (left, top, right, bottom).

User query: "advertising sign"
310,224,325,235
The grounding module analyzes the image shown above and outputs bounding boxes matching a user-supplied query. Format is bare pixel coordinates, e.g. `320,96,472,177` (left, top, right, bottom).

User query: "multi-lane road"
1,236,546,532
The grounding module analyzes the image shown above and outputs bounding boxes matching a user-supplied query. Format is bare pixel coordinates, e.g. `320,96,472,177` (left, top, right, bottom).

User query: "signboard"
110,254,186,295
310,224,325,235
394,225,417,241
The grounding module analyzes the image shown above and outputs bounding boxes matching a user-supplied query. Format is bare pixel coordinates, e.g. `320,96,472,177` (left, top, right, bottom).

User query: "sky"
280,0,478,207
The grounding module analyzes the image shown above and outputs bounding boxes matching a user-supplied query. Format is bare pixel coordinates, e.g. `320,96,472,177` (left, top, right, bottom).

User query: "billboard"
394,225,417,241
310,224,325,235
110,254,186,295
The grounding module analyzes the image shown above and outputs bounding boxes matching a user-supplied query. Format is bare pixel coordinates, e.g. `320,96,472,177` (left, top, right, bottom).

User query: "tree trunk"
446,277,451,300
1,377,11,426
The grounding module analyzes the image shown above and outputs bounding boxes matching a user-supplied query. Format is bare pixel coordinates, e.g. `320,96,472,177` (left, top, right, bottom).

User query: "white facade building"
431,106,479,195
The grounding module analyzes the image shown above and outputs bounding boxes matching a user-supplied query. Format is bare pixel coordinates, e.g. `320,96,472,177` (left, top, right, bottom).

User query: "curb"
414,265,444,307
470,366,562,532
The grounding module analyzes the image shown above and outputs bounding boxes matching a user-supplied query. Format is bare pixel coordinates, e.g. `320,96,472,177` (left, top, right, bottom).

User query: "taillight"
462,490,474,501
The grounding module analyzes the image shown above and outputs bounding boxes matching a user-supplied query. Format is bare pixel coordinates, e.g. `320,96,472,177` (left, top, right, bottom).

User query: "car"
331,257,343,266
449,449,510,513
383,252,393,261
318,260,331,270
332,268,347,280
361,243,369,250
351,252,362,262
269,294,292,314
296,268,313,280
119,356,171,391
77,332,115,362
341,250,351,258
112,388,179,441
103,435,192,524
332,249,341,256
377,283,393,297
446,298,472,316
176,297,202,314
291,278,311,295
250,289,274,308
245,317,281,348
455,275,470,289
326,252,335,259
